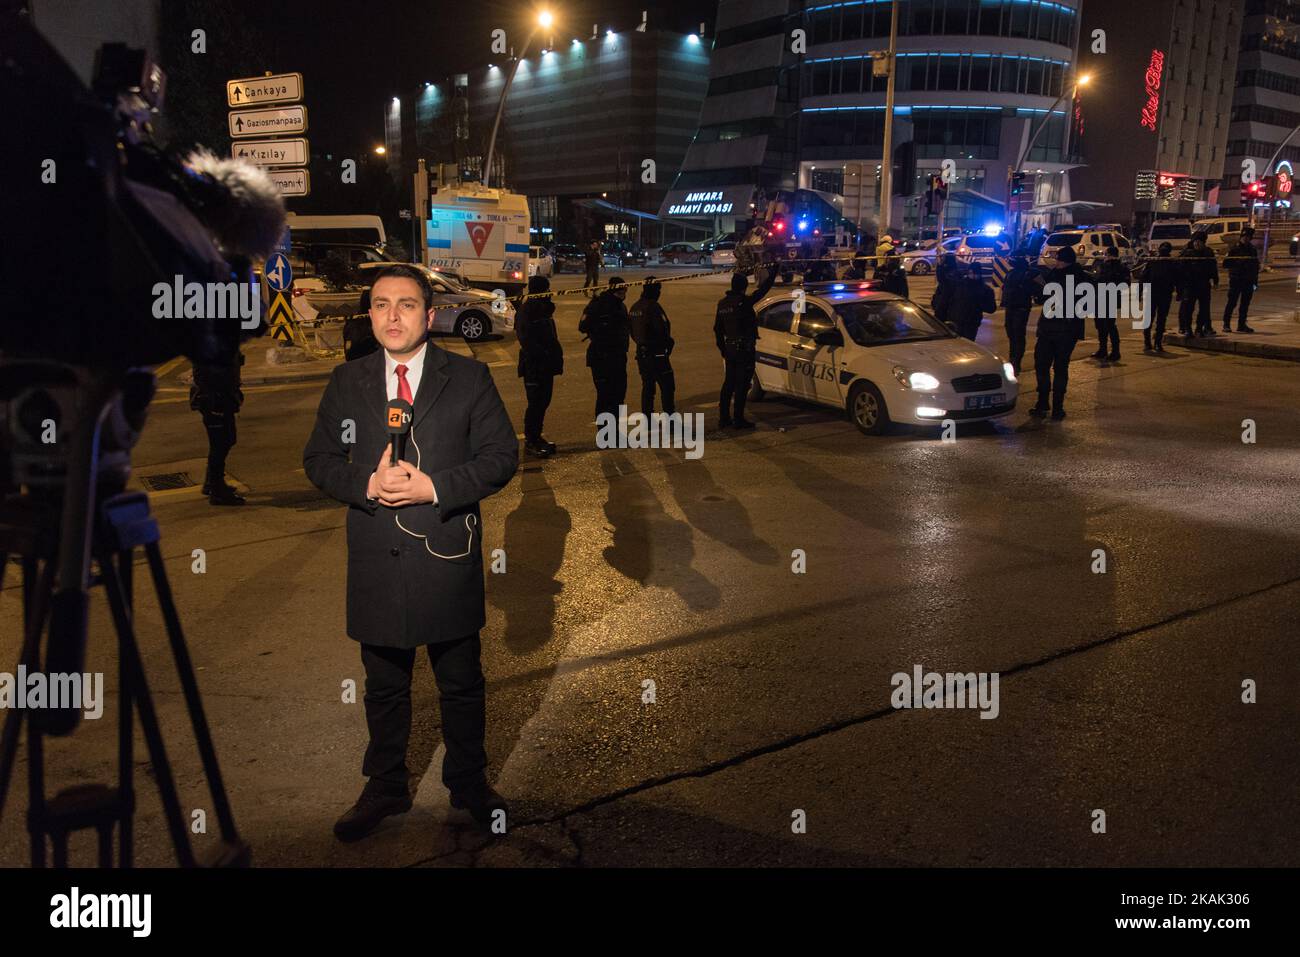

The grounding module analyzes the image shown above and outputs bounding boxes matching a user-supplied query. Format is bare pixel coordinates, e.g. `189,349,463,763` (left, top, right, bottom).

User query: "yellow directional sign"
267,291,296,342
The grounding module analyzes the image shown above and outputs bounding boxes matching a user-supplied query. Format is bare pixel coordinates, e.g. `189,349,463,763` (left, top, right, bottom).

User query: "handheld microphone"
385,397,413,466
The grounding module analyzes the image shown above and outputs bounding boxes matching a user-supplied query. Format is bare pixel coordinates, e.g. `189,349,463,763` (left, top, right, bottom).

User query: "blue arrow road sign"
265,252,292,292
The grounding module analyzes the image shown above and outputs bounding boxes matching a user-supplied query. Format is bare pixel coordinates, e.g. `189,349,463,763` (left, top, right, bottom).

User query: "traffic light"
1241,179,1266,207
924,173,948,216
1010,171,1026,196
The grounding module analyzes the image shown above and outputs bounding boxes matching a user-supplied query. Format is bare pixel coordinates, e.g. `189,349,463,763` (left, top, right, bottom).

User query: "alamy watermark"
152,275,261,330
0,666,104,720
596,406,705,459
890,664,1000,719
1043,275,1152,330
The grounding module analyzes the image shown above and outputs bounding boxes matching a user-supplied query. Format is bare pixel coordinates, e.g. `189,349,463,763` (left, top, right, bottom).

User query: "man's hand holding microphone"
367,397,437,507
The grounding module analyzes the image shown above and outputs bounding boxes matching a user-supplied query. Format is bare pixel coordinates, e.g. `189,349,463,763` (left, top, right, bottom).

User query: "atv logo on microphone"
465,221,494,257
387,407,411,429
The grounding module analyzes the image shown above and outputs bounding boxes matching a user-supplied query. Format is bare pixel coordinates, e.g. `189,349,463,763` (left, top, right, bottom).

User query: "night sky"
252,0,710,158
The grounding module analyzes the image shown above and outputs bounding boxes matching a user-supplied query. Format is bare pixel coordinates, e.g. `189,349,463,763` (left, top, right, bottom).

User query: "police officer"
878,250,909,298
629,276,675,416
931,253,963,327
516,274,563,456
1136,241,1177,352
714,267,777,429
950,261,996,341
1177,231,1219,337
1223,226,1260,333
578,276,630,421
1031,245,1089,421
1092,246,1128,362
190,348,246,505
583,240,601,297
999,252,1039,376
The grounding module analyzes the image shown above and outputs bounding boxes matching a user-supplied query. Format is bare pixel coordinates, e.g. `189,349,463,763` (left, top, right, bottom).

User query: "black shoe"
733,418,756,429
1090,349,1107,359
449,784,509,831
1238,325,1255,333
1107,352,1120,362
1223,325,1232,333
333,783,413,842
1202,328,1217,337
524,438,552,457
1155,343,1165,353
1050,408,1066,421
1142,339,1152,352
208,483,245,506
717,418,733,430
1029,403,1049,418
539,436,558,454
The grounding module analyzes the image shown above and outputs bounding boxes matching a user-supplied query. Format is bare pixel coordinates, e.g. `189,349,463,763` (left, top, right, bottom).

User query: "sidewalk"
1163,322,1300,361
229,335,479,386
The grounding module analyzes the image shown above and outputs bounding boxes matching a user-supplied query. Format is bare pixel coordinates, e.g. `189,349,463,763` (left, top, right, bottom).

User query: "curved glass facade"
806,0,1076,45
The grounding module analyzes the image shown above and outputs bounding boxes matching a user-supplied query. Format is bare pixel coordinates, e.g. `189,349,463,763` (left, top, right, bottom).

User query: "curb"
242,365,338,385
1162,333,1300,362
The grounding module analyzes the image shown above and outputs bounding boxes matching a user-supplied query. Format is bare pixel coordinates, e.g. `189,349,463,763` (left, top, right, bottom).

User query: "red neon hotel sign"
1140,49,1164,131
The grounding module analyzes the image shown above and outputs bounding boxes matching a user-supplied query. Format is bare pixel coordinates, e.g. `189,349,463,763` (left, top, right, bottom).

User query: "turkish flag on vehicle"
465,221,494,257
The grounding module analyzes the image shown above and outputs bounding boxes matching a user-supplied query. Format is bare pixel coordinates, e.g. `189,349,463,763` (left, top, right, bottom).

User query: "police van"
425,184,531,294
749,284,1018,434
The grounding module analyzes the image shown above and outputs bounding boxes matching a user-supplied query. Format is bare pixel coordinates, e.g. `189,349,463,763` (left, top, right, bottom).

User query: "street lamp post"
1012,72,1090,241
482,9,554,188
878,0,900,238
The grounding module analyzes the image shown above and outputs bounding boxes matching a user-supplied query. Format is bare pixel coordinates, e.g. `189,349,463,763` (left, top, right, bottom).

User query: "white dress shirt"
371,341,437,505
384,341,427,402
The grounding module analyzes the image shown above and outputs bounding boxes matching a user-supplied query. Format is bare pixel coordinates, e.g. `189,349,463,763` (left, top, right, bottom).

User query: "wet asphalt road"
1,269,1297,867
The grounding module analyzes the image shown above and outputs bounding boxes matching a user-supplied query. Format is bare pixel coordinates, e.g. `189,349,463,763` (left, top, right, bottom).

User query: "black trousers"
719,349,754,423
590,358,627,420
523,374,554,440
1033,334,1077,409
584,268,599,294
636,354,675,416
1147,295,1173,345
1094,316,1120,355
360,633,487,795
1179,287,1212,333
1004,307,1030,375
199,408,236,483
1222,283,1253,328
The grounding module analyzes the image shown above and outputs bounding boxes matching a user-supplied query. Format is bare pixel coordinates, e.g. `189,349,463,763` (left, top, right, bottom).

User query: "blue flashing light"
798,219,809,232
832,283,846,291
982,223,1003,236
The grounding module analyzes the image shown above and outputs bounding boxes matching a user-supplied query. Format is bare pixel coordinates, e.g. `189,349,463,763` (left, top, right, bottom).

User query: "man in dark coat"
583,240,601,297
878,251,910,299
578,276,631,421
950,261,997,341
1137,241,1178,352
999,252,1039,376
931,253,963,326
1222,226,1260,333
714,267,777,429
1031,245,1089,420
303,264,518,840
629,276,675,416
1177,232,1219,336
190,341,246,506
1092,246,1129,361
515,274,564,456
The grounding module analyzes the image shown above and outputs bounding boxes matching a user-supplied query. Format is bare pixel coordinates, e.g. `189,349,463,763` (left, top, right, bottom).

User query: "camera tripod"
0,490,248,867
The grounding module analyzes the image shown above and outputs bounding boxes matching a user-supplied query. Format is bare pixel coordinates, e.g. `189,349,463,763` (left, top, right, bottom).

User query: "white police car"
749,284,1018,434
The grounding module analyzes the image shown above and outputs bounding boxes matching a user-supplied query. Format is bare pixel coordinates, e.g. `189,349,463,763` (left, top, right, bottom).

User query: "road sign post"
231,138,309,167
227,73,304,107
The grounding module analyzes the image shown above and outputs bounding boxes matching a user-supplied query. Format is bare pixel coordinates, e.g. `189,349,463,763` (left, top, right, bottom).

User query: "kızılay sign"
668,191,735,216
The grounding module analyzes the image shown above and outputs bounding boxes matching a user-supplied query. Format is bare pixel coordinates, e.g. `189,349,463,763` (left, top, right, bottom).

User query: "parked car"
1191,217,1249,256
290,242,397,293
710,241,737,267
955,232,1012,266
355,261,514,341
549,243,585,273
748,287,1017,435
656,241,708,265
527,246,554,278
1038,228,1137,270
1145,220,1193,255
603,240,648,267
900,236,963,275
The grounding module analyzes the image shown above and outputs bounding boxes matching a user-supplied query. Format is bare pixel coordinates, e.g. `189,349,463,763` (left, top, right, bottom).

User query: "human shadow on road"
659,451,780,566
487,467,571,656
600,450,721,612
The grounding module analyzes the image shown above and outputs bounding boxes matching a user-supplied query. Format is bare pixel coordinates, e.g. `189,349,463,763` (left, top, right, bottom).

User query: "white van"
1192,217,1248,255
284,214,387,249
1146,219,1193,254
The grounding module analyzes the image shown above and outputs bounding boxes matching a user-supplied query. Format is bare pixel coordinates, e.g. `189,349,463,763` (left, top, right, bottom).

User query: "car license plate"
964,393,1005,410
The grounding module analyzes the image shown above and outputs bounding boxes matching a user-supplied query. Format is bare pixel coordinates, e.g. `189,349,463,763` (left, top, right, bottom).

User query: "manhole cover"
139,472,196,492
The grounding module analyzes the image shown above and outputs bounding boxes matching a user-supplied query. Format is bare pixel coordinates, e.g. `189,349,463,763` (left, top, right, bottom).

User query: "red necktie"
395,363,413,404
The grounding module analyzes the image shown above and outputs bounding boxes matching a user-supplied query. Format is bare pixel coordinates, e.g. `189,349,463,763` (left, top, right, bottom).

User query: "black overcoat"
303,343,518,647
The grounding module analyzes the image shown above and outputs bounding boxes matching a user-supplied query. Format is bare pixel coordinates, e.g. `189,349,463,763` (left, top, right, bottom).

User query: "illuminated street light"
484,8,561,186
374,145,386,155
